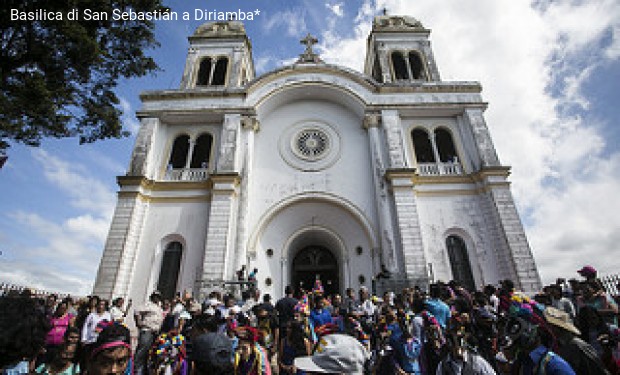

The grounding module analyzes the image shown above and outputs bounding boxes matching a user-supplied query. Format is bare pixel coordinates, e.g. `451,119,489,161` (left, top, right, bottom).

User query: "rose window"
295,129,329,159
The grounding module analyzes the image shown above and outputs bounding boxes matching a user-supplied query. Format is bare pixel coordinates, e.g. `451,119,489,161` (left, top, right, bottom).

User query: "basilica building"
93,15,541,303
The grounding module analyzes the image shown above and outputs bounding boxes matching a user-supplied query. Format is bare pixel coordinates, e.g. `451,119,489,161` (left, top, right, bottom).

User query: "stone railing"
164,168,209,181
417,162,463,176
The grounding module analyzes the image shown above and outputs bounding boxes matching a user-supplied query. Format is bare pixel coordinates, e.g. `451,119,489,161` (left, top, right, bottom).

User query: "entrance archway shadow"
292,245,339,296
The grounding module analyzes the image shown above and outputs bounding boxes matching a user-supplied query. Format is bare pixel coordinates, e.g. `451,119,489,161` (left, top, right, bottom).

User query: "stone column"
217,114,242,172
463,108,500,167
93,178,148,300
377,45,392,84
381,110,428,287
364,113,398,272
127,117,158,179
483,169,542,293
200,173,240,296
185,139,196,169
200,114,243,297
386,169,428,287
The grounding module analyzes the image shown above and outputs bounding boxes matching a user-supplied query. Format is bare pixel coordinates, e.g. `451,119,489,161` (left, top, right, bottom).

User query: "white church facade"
93,16,541,303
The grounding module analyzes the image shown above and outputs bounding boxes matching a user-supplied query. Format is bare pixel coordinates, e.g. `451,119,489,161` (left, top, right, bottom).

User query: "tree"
0,0,168,151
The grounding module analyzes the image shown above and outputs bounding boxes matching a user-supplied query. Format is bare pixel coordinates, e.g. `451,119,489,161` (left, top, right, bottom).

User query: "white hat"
295,334,369,374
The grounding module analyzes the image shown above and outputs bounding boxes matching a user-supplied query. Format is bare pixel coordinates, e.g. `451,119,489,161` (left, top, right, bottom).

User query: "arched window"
196,58,212,86
168,135,190,168
212,57,228,85
408,51,425,80
434,128,458,163
411,128,435,163
446,235,475,291
391,52,409,80
190,133,213,168
157,241,183,300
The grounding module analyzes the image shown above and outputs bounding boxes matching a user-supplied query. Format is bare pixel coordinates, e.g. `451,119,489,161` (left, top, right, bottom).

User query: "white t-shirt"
81,311,112,344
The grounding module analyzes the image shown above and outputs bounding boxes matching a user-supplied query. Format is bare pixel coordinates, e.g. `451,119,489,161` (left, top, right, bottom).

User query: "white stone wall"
128,201,210,304
417,193,503,287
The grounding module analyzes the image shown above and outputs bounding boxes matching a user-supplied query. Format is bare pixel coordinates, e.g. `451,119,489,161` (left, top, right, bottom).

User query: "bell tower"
180,21,254,89
364,15,441,83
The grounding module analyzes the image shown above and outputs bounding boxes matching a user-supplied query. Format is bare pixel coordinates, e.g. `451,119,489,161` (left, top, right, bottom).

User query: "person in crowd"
275,285,298,341
85,323,132,375
499,296,575,375
109,297,131,324
577,279,619,325
578,265,598,281
81,299,111,362
576,305,617,357
255,305,279,360
278,320,311,374
0,296,50,374
44,301,76,364
133,291,164,375
233,326,272,375
35,342,79,374
549,284,576,320
342,287,357,316
309,295,332,329
544,307,610,375
425,283,451,331
436,330,496,374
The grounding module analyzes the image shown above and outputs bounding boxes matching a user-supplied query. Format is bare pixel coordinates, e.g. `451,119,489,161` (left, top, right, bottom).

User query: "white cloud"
262,9,307,37
316,0,620,285
119,96,141,136
325,2,344,17
2,150,116,295
32,149,116,217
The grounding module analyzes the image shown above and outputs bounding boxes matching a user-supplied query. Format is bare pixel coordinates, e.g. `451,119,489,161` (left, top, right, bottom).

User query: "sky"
1,0,619,296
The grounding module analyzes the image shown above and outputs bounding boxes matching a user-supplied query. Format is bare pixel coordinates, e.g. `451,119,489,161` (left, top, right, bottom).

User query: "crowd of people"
1,264,619,374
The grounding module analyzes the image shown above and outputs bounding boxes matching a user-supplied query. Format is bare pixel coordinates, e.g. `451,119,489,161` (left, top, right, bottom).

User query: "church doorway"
446,235,476,291
292,246,339,296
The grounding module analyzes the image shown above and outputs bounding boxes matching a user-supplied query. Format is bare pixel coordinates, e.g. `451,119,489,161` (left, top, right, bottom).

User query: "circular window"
279,121,341,171
294,129,329,160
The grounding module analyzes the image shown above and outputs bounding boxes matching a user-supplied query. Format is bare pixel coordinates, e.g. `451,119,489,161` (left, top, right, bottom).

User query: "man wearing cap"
577,265,598,281
294,333,370,374
133,291,164,375
545,307,610,375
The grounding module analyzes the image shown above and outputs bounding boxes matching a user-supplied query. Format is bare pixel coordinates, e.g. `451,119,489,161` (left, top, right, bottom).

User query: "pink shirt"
46,313,73,345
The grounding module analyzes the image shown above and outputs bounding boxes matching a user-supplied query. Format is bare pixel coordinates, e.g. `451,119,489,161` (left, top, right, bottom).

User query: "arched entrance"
446,235,476,291
292,245,339,296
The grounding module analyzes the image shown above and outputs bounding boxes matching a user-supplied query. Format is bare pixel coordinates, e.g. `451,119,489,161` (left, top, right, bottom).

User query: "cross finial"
297,33,323,64
300,33,318,55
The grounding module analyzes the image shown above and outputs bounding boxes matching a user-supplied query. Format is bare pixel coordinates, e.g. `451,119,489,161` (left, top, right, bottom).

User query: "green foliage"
0,0,168,151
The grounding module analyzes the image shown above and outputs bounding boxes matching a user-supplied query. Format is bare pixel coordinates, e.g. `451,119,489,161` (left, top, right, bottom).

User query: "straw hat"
544,307,580,336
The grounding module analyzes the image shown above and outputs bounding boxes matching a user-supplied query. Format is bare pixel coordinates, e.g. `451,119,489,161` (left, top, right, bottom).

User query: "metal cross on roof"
297,33,323,64
301,33,318,55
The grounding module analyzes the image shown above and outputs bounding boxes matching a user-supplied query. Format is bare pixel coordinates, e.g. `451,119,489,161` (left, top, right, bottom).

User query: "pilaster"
127,117,158,179
217,114,242,172
385,168,428,287
93,184,148,300
464,108,500,167
483,168,541,293
381,110,408,168
364,113,398,273
200,173,241,297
